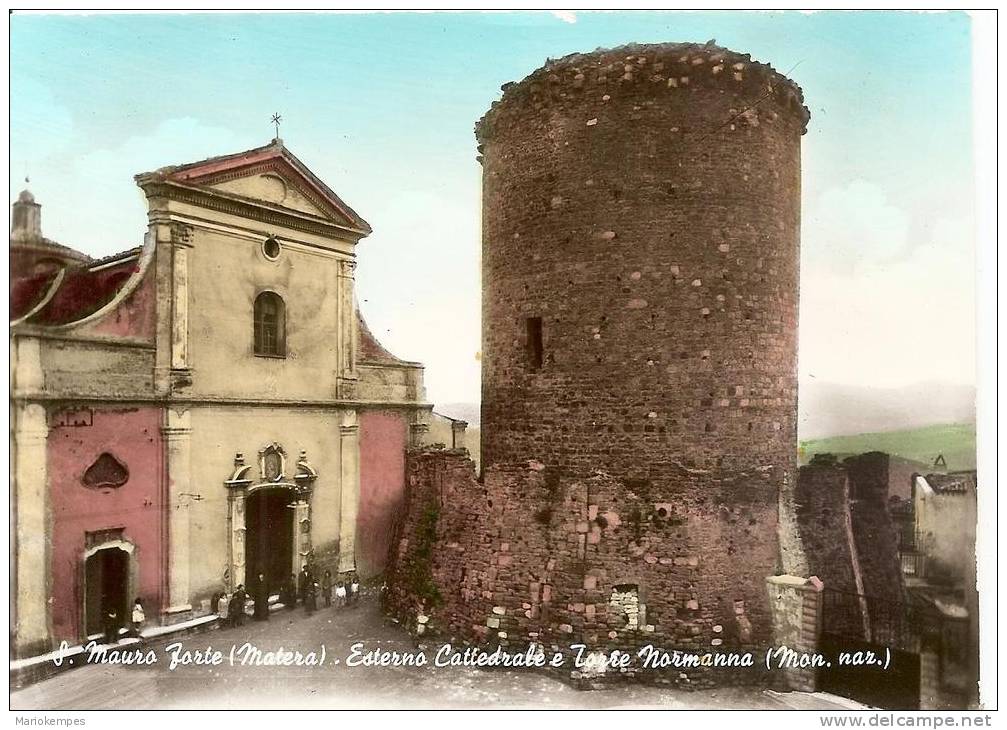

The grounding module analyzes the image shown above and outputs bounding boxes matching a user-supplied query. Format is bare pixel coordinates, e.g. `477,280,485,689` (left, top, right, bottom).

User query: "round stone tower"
478,41,807,495
475,45,810,619
382,43,812,660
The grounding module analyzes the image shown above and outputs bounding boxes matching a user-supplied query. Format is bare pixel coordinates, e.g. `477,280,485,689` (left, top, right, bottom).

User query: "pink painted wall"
357,410,408,577
85,264,157,341
47,406,165,641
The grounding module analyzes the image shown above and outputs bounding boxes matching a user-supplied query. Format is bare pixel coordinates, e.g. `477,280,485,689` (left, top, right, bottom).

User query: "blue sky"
9,10,976,406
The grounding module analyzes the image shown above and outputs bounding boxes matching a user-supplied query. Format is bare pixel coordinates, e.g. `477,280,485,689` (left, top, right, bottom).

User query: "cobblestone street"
12,594,861,710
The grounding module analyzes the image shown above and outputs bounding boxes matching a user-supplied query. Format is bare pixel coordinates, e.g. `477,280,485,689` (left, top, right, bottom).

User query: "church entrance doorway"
245,487,294,595
84,546,129,638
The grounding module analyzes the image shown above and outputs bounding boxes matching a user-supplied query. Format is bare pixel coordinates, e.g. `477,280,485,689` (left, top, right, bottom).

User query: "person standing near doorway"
322,570,333,608
215,591,229,623
349,572,360,607
230,584,247,627
253,573,270,621
298,565,312,605
130,598,145,637
283,574,298,609
304,578,317,615
103,606,120,644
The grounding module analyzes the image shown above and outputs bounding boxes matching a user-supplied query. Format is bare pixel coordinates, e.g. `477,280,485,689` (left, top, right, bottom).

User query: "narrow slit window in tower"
526,316,544,370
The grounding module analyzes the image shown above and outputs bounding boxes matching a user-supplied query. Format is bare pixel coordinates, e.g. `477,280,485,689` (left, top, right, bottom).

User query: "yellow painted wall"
185,226,345,401
186,405,347,604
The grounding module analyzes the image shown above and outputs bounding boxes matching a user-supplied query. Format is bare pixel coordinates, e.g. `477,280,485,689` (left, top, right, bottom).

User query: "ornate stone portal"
224,445,318,591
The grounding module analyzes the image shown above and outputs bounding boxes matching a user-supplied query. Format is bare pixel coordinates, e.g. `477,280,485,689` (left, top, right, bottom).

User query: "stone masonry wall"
476,43,808,585
843,452,905,605
478,42,806,494
796,453,906,639
385,449,783,687
795,456,860,595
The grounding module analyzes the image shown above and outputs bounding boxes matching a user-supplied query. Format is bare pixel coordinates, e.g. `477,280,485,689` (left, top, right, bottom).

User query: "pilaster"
150,212,193,394
13,402,51,657
293,499,312,574
409,407,432,448
169,223,193,389
162,408,193,617
338,409,360,572
150,218,174,395
227,487,247,592
171,237,191,363
450,419,469,450
336,258,358,399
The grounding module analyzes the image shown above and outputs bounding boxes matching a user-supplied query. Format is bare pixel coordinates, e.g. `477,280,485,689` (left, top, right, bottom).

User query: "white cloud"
804,180,910,273
800,213,975,387
550,10,577,24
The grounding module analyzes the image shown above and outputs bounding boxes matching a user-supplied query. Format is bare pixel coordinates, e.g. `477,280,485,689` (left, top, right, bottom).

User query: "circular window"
262,236,281,260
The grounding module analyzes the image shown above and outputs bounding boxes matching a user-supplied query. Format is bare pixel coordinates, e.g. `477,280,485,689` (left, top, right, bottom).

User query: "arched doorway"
83,547,130,637
245,487,294,595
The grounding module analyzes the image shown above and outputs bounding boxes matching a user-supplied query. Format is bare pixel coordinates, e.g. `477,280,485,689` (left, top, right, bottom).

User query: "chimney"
11,189,41,241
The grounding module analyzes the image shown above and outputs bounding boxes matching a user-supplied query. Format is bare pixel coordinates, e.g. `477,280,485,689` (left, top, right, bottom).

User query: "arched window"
253,291,286,357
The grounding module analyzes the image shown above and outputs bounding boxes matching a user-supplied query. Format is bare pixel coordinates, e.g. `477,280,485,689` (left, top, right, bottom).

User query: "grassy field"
798,422,976,471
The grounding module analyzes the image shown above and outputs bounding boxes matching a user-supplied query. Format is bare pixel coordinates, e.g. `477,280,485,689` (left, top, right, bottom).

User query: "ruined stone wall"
795,458,860,595
386,450,783,685
843,453,905,605
796,453,904,605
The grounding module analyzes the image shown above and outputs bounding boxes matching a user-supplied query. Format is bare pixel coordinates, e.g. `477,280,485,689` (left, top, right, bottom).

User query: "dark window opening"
526,316,544,370
262,236,281,260
254,291,286,357
82,452,129,489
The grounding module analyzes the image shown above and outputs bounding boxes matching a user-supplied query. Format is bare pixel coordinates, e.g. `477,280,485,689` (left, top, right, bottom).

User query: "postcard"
8,9,993,716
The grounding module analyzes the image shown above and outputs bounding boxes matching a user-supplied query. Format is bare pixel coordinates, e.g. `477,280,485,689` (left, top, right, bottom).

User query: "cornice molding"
163,212,355,261
358,359,425,371
13,392,433,411
140,180,368,242
9,328,156,350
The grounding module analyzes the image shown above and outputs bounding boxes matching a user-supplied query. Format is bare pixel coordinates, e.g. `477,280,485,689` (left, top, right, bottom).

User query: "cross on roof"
271,112,282,139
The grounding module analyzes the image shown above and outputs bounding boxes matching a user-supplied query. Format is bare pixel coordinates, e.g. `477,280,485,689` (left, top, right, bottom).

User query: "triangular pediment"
138,141,371,235
208,166,333,219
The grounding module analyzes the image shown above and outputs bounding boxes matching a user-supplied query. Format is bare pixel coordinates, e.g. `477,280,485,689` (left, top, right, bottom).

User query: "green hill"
799,422,976,471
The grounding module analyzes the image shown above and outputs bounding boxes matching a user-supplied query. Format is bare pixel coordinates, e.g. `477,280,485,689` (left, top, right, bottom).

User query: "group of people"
97,567,361,645
101,598,145,645
215,566,360,627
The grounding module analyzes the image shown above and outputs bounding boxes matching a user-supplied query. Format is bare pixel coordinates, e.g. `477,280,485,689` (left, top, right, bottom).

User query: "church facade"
9,140,431,657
